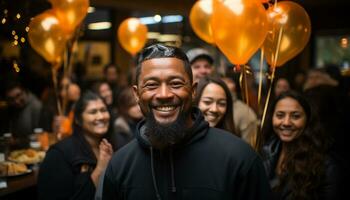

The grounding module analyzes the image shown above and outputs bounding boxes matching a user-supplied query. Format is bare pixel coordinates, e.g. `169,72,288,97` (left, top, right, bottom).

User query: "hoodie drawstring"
169,148,176,193
150,147,162,200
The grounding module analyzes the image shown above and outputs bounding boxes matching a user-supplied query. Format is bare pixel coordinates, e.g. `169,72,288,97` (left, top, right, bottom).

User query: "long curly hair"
261,91,331,199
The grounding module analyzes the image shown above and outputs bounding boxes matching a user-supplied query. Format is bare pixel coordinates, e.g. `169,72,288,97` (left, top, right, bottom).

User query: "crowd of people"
0,43,349,199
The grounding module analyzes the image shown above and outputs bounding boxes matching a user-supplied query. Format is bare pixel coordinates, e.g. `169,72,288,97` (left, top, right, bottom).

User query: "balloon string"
238,65,248,105
62,24,81,115
52,66,62,116
243,65,250,107
239,67,243,99
260,26,283,130
258,48,264,112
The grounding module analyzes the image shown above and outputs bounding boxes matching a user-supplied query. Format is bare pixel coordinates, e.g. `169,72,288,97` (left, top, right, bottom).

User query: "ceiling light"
147,32,160,39
162,15,183,23
139,16,159,25
88,7,95,13
154,15,162,22
88,22,111,30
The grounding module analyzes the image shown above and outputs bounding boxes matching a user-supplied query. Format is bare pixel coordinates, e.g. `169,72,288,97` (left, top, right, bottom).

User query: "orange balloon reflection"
49,0,89,33
263,1,311,67
118,18,148,56
28,9,69,64
211,0,268,65
190,0,215,44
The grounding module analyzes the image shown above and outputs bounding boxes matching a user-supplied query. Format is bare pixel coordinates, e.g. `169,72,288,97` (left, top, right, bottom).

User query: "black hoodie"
102,107,271,200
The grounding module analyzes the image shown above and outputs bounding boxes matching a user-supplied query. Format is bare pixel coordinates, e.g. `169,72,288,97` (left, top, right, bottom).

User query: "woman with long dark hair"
194,76,237,136
259,91,339,199
38,91,114,200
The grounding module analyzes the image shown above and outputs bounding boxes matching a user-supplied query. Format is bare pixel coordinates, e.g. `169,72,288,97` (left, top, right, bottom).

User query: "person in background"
186,48,214,83
194,76,236,136
274,78,290,98
112,87,143,151
259,91,340,200
293,71,306,93
102,43,271,200
303,67,350,196
40,75,81,138
1,81,42,147
222,77,258,147
38,91,114,200
103,64,123,108
91,81,118,121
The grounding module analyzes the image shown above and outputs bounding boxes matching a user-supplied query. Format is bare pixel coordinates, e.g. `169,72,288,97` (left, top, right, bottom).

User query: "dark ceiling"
88,0,350,31
1,0,350,37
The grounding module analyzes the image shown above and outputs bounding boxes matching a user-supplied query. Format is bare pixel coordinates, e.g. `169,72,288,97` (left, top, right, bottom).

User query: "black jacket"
261,136,341,200
102,108,271,200
38,130,97,200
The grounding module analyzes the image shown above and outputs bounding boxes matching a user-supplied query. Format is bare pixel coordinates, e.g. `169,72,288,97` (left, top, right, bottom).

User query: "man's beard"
144,107,190,149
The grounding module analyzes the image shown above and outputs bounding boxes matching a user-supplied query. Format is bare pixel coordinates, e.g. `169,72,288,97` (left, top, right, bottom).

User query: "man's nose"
157,84,174,99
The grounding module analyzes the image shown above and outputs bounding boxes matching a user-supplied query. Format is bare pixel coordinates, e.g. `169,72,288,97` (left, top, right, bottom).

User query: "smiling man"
102,44,271,200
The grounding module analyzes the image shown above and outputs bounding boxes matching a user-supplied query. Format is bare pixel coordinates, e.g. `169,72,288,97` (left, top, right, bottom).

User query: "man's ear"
132,85,140,103
191,82,197,100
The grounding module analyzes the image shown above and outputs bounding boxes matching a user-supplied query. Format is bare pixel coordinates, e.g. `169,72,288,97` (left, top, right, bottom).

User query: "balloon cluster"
189,0,311,67
28,0,89,66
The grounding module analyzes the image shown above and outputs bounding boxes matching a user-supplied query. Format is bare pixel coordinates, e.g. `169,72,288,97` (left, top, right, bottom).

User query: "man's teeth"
155,106,176,112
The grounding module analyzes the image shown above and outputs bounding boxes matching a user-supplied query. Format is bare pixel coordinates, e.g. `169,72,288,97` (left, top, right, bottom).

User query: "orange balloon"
211,0,268,65
28,10,69,64
118,18,148,56
263,1,311,67
49,0,89,33
190,0,214,44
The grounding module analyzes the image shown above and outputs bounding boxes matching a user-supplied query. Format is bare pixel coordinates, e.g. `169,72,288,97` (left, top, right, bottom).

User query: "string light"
13,61,20,73
340,37,348,49
13,40,18,46
4,9,8,14
20,37,25,43
14,35,18,40
16,13,21,19
1,18,5,24
25,26,29,32
11,30,16,35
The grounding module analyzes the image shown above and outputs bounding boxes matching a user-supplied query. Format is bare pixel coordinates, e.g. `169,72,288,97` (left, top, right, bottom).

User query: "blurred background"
0,0,349,97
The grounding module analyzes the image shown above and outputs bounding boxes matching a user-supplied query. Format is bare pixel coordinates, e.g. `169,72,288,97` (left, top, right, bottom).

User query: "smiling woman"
194,76,236,136
259,91,341,200
37,91,115,200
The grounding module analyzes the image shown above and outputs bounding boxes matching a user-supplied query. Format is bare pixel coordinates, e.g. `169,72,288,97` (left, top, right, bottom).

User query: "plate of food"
8,149,46,165
0,161,32,177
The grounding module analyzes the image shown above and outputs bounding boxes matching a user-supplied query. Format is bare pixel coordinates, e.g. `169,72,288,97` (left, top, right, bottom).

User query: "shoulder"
110,139,140,161
27,92,42,108
207,127,253,150
204,127,260,163
47,136,77,160
106,139,142,175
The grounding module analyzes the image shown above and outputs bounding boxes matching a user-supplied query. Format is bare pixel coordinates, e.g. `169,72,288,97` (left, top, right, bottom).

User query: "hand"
96,139,113,172
91,139,113,186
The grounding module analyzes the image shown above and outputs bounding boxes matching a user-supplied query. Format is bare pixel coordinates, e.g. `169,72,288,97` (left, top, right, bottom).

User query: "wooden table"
0,167,39,198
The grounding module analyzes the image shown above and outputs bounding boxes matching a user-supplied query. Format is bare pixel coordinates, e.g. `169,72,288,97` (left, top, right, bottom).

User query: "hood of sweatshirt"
134,107,209,200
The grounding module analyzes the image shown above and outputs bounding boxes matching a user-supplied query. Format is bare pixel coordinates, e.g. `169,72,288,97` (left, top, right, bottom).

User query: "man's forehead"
140,58,187,75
